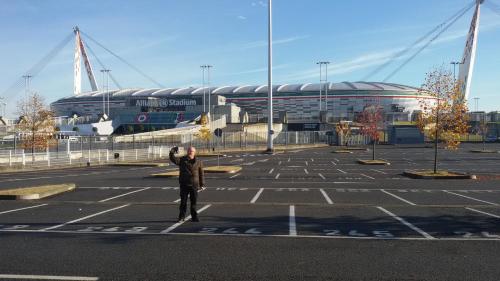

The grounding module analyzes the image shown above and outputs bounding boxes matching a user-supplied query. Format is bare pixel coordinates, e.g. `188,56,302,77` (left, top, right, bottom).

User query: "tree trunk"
372,140,375,160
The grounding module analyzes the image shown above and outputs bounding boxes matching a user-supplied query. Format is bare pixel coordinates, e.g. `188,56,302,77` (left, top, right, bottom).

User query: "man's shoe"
191,217,199,222
177,217,185,223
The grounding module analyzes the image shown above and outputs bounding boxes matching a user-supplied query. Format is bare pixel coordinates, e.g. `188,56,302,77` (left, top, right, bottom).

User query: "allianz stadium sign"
128,98,201,109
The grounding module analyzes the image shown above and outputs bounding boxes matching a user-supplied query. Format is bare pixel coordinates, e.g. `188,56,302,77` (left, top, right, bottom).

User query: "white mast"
457,0,484,101
73,26,99,95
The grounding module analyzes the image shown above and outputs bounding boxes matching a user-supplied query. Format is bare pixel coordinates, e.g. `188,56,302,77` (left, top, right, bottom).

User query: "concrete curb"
469,150,499,154
357,160,391,165
403,171,476,180
150,166,242,178
109,163,168,167
0,183,76,200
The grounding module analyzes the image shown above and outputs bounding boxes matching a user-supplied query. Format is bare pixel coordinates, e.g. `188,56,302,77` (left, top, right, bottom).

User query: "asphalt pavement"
0,143,499,280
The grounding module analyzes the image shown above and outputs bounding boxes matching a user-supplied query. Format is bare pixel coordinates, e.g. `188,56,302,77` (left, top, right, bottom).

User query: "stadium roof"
63,82,421,99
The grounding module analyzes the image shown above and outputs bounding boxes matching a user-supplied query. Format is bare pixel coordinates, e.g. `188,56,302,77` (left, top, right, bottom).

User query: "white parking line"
160,204,212,234
444,191,498,206
370,169,387,174
0,274,99,280
0,204,48,215
334,158,340,162
319,189,333,204
376,206,435,239
98,187,150,202
230,158,244,163
360,173,375,180
331,161,337,166
268,168,274,174
318,173,326,180
304,168,309,175
310,158,314,162
465,207,500,218
229,173,241,179
337,169,347,174
250,188,264,203
275,173,281,179
305,161,308,166
381,189,416,206
41,204,130,231
289,205,297,236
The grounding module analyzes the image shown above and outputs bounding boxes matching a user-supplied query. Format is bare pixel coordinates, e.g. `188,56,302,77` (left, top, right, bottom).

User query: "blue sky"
1,0,500,116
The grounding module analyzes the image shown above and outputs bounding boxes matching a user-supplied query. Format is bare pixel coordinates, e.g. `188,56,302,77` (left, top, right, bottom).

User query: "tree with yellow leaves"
416,67,469,173
335,121,352,147
16,92,56,160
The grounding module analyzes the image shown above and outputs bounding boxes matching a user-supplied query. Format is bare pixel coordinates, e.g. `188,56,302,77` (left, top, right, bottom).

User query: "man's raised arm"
169,147,180,165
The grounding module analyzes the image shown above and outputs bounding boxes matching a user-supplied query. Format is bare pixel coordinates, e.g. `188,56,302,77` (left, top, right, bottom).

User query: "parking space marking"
337,169,347,174
0,204,48,215
370,169,386,174
229,173,241,179
465,207,500,218
289,205,297,236
381,189,416,206
319,189,333,204
98,187,151,202
268,168,274,174
360,173,375,180
318,173,326,180
444,191,498,206
160,204,212,234
304,168,309,175
41,204,130,231
331,161,337,166
376,206,435,239
250,188,264,203
0,274,99,280
275,173,280,179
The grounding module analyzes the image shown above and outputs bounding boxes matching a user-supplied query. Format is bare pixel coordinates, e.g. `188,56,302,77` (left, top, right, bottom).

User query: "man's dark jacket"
169,150,205,188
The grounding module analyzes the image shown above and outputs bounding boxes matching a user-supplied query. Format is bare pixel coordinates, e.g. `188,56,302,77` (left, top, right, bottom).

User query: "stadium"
50,81,436,132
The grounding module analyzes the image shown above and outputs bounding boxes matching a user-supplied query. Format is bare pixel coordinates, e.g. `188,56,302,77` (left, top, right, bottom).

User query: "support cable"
79,30,165,88
363,1,475,81
382,3,475,82
85,43,123,89
1,32,74,99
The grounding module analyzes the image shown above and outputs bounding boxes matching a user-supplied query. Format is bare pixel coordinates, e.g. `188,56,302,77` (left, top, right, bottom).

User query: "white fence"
0,146,175,169
0,131,330,169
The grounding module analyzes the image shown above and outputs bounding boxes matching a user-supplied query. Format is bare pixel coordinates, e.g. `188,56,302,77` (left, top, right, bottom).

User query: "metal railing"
0,131,329,169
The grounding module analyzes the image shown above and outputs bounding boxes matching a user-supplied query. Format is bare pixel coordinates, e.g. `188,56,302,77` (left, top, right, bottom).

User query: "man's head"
187,146,196,159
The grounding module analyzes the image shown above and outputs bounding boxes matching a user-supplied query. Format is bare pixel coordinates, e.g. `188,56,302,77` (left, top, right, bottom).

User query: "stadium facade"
51,82,437,131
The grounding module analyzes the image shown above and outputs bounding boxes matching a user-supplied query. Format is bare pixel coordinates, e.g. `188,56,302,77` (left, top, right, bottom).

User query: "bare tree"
358,105,384,160
16,92,56,160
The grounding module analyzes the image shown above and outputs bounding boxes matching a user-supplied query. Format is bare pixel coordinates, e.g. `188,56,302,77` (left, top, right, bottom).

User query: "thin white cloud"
224,64,291,76
242,35,309,49
251,1,267,8
237,15,247,20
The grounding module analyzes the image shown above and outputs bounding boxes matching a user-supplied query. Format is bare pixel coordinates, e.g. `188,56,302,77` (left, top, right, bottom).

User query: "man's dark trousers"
179,185,197,220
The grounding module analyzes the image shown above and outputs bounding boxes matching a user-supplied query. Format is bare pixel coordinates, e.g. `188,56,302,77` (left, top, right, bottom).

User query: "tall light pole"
473,97,479,112
200,65,213,114
317,61,330,113
100,69,111,116
22,74,32,104
450,61,461,81
207,65,213,115
200,65,206,112
317,62,322,111
266,0,273,153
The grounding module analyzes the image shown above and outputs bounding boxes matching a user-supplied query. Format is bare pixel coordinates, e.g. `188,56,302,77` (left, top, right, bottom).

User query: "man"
169,146,205,222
